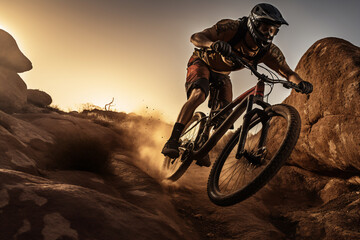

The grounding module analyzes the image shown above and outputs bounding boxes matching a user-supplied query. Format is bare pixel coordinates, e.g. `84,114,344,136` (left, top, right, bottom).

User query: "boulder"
0,29,32,73
280,37,360,172
0,30,33,113
27,89,52,107
0,66,27,113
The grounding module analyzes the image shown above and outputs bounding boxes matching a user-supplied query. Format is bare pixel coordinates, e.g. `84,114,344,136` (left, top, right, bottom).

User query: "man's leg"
212,73,234,129
162,56,210,159
161,88,206,158
176,88,206,125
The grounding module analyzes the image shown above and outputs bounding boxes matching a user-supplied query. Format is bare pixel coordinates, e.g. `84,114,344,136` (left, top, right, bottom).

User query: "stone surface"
278,37,360,172
0,66,27,113
0,167,193,240
0,29,33,113
27,89,52,107
0,29,32,73
259,166,360,240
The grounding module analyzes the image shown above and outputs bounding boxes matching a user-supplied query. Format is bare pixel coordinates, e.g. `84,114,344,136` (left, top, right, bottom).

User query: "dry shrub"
78,103,102,112
48,133,115,175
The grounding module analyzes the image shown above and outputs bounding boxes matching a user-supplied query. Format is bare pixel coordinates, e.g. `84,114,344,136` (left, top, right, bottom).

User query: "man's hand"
296,81,313,94
211,40,232,57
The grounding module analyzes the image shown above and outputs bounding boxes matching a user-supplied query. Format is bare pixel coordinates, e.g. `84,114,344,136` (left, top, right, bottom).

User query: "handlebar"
227,52,303,92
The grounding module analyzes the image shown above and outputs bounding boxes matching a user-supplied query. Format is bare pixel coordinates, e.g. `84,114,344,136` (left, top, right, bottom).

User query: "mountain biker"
161,3,313,167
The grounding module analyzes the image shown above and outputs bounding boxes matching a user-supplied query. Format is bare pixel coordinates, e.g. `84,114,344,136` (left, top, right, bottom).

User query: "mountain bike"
162,52,303,206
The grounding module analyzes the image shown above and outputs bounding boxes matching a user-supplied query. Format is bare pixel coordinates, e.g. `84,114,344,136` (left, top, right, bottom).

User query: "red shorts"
185,56,232,103
185,56,210,98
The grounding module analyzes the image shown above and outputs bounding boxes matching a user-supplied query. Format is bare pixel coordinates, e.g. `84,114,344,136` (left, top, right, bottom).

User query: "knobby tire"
207,104,301,206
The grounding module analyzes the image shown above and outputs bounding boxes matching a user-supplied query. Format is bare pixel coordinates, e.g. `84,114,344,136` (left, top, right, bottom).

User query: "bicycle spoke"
220,158,245,192
220,161,241,192
216,120,271,194
230,161,247,192
238,161,254,190
220,158,239,175
213,112,293,196
219,166,237,191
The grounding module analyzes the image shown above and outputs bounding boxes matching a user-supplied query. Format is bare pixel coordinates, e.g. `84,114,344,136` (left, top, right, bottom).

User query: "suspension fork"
235,95,254,159
235,81,265,159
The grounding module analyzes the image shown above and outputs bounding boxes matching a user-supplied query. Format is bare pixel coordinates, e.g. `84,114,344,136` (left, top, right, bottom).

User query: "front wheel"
207,104,301,206
163,112,206,181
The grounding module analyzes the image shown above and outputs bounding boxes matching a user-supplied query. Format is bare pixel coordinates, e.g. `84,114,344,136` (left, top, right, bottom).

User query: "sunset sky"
1,0,359,121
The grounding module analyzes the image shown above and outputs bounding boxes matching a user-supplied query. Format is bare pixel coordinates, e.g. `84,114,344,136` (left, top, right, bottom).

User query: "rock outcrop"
0,30,32,73
283,37,360,173
0,29,55,113
0,29,32,113
259,37,360,239
27,89,52,107
0,66,28,113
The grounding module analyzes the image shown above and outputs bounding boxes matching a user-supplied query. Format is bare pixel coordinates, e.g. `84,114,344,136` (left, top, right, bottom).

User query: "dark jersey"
192,19,293,78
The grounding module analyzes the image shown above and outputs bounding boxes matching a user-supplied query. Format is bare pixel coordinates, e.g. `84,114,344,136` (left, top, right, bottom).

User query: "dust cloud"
81,109,173,180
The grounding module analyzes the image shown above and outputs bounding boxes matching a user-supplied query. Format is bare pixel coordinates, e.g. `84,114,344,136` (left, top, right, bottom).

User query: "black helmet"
247,3,288,48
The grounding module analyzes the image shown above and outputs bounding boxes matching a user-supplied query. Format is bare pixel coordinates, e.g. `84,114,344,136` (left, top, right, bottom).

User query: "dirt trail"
159,158,360,240
163,163,224,239
160,154,286,240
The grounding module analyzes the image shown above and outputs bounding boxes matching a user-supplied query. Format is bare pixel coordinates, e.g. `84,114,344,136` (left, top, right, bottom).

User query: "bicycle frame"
190,80,270,161
182,52,302,162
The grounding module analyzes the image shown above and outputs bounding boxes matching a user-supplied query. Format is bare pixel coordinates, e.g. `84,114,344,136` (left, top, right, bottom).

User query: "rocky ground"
1,105,358,240
164,159,360,240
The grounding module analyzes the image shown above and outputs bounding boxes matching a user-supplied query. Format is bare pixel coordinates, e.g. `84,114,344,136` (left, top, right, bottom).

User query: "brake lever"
283,82,303,92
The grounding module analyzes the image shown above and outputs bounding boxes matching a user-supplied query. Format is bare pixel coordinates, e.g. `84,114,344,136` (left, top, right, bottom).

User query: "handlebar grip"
282,82,295,89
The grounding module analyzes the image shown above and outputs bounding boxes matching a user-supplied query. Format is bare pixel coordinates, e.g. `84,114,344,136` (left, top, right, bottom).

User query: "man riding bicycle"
161,3,313,167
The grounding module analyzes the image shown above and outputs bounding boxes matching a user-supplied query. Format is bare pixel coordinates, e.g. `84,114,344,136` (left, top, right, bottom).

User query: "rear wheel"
207,104,301,206
163,112,205,181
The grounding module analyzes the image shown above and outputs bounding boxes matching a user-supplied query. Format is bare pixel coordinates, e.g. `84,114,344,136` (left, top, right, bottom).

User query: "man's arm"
262,44,313,93
190,19,239,49
190,28,215,48
261,44,302,84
